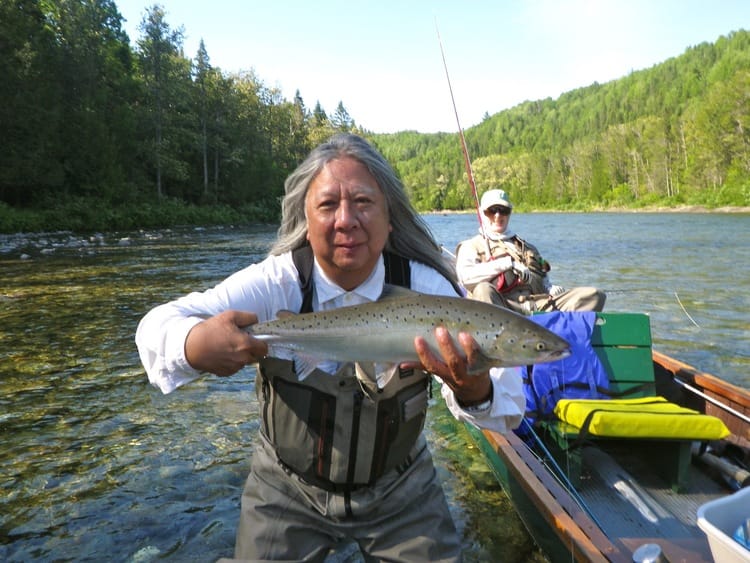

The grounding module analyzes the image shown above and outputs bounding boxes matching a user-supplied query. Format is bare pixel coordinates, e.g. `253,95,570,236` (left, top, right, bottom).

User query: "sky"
115,0,750,134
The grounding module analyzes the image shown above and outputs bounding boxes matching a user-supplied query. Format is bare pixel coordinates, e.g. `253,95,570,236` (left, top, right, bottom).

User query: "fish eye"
535,342,547,351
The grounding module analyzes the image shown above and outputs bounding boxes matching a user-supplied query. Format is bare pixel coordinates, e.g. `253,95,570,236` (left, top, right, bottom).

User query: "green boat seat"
536,313,728,492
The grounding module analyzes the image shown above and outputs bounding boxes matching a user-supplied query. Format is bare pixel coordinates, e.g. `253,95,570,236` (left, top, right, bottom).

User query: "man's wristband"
459,385,493,414
462,397,492,414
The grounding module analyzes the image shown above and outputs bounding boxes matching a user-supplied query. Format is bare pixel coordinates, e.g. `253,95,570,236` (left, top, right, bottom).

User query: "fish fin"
262,344,322,379
356,362,400,389
466,349,495,375
292,351,324,379
374,362,400,388
275,309,296,319
379,284,421,301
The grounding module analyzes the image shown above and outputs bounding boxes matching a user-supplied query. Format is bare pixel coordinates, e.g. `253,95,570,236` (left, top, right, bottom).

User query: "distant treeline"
372,30,750,212
1,2,748,234
1,0,361,232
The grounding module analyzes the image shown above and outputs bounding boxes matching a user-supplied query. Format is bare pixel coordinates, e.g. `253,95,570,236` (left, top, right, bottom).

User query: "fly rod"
520,419,604,530
435,22,491,254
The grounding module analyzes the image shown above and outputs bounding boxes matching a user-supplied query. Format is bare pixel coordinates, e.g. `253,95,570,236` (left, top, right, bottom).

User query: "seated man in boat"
136,134,527,562
455,188,606,315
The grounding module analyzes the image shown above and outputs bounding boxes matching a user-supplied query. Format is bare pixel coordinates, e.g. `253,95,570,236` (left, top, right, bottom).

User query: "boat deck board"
574,443,727,561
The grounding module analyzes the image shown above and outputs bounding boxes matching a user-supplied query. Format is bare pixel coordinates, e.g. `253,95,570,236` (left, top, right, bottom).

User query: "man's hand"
185,310,268,376
512,261,531,284
549,284,566,297
412,327,492,407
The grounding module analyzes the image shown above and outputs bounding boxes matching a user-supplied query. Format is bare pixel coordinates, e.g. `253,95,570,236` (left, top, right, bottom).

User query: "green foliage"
1,4,747,234
374,30,750,211
0,0,358,232
0,197,279,234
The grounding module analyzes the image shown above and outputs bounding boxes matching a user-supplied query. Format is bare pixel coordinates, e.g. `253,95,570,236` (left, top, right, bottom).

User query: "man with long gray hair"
136,133,525,561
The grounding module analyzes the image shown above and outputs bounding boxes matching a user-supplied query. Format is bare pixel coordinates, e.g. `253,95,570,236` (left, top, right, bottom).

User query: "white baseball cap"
480,189,513,211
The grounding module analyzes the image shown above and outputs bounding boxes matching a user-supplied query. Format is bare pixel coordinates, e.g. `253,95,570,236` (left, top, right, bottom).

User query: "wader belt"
275,439,429,493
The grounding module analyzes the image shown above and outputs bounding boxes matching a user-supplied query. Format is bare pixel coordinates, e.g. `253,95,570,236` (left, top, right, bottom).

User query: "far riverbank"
2,200,748,236
429,205,750,215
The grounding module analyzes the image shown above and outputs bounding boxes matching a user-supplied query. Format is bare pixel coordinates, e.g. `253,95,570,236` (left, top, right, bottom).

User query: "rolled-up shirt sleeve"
136,305,204,394
135,254,301,394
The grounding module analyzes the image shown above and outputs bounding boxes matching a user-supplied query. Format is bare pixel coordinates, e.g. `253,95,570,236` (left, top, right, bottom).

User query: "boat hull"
467,351,750,563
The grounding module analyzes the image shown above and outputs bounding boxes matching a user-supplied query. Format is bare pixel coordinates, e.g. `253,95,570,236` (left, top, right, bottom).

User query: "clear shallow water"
1,213,747,562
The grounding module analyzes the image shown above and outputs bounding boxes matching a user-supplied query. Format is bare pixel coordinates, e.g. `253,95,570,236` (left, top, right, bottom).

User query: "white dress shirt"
135,251,524,433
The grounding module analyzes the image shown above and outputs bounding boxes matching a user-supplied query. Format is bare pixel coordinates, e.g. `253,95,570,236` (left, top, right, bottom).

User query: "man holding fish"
136,133,568,561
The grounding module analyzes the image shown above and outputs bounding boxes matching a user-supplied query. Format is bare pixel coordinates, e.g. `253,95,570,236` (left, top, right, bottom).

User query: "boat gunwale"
475,425,629,562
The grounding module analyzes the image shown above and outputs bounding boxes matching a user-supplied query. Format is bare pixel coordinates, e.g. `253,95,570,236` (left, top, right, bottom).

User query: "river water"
1,212,748,562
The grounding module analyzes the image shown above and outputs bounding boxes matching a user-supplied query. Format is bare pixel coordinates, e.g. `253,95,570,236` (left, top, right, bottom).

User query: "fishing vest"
256,246,431,492
459,234,550,295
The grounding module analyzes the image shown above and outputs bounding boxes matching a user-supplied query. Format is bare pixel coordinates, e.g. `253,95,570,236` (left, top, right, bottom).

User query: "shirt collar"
311,255,385,308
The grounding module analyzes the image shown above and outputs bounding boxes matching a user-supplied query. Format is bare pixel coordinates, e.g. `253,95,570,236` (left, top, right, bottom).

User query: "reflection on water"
1,214,747,562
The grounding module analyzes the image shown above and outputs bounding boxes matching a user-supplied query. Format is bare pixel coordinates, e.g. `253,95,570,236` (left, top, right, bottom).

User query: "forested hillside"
1,1,747,233
373,30,750,211
0,0,360,231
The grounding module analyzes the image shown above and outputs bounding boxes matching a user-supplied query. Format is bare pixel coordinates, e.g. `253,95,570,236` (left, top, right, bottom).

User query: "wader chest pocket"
403,388,428,421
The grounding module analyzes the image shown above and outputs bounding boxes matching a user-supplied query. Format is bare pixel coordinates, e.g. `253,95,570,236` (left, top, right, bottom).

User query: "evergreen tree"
136,5,190,198
0,0,62,205
331,101,353,131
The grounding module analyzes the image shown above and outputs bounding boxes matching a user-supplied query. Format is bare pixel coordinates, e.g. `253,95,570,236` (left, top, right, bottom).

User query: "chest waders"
256,247,431,492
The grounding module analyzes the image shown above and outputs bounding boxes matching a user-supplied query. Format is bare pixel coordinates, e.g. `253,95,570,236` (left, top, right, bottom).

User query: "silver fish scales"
249,287,570,377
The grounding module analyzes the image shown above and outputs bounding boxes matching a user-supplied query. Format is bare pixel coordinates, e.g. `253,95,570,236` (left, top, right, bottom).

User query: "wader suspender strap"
292,246,316,314
291,246,412,313
383,251,410,288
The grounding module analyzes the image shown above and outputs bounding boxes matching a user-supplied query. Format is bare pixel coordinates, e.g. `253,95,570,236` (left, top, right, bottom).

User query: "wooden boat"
465,312,750,563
